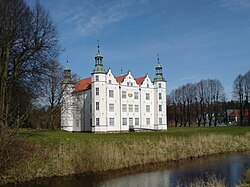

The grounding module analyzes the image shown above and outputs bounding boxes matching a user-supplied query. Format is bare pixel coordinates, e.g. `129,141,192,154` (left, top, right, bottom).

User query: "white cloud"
220,0,250,10
61,0,149,36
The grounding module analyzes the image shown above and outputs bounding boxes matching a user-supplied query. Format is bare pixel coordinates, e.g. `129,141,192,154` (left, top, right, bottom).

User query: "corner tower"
153,54,167,130
91,41,107,132
61,61,74,131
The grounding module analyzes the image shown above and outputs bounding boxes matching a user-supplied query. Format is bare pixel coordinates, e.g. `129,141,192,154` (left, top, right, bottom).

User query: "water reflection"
100,171,170,187
100,153,250,187
4,153,250,187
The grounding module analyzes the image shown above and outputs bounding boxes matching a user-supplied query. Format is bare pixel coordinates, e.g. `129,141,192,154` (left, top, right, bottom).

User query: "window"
159,93,162,100
129,104,133,112
122,91,126,99
95,75,99,81
127,82,129,86
147,84,149,88
134,105,139,112
109,90,114,98
109,80,112,84
109,118,115,126
96,87,99,95
122,104,127,112
134,92,139,99
159,118,162,125
129,118,133,126
159,105,162,112
96,102,99,110
135,118,139,126
130,82,133,86
109,103,114,112
146,93,150,100
146,118,150,126
159,83,162,88
96,118,100,126
146,105,150,112
122,118,127,126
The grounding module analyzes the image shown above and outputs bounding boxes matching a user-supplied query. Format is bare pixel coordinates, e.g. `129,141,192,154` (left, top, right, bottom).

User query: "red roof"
115,74,127,83
135,76,146,85
74,77,91,92
74,74,146,92
229,110,249,117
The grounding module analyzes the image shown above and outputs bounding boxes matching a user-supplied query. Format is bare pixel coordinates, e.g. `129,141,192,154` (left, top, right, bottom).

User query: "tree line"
168,70,250,127
232,70,250,125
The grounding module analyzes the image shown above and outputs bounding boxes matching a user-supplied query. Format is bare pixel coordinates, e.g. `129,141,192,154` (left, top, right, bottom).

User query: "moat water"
5,153,250,187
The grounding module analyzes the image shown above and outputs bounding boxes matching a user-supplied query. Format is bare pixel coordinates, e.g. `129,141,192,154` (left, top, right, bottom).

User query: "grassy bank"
1,126,250,185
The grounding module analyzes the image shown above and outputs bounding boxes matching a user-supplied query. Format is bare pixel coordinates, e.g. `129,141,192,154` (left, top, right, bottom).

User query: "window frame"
159,105,162,112
122,91,126,99
96,102,99,110
135,118,139,126
109,118,115,126
96,118,100,126
159,92,162,100
134,92,139,99
122,104,127,112
96,87,99,95
134,105,139,112
109,103,114,112
109,90,114,98
95,75,99,81
122,118,127,126
129,104,133,112
159,118,162,125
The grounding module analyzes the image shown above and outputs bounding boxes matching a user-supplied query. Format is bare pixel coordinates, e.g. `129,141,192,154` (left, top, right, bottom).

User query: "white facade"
61,46,167,132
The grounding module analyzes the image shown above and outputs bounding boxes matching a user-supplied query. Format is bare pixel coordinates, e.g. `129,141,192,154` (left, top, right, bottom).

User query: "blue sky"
29,0,250,99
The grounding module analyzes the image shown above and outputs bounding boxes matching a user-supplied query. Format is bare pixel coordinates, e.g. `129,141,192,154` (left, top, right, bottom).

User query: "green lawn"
19,126,250,145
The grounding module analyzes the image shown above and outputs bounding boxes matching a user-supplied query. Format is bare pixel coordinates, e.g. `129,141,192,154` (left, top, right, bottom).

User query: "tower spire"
97,40,100,53
154,54,165,82
93,40,105,74
63,59,72,84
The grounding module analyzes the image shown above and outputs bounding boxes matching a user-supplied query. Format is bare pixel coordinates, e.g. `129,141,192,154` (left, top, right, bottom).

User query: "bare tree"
197,80,207,126
243,70,250,125
185,83,196,126
0,0,60,128
233,75,244,125
211,79,225,126
0,0,60,172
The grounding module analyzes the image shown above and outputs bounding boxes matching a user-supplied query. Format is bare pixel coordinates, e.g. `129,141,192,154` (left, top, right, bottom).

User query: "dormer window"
109,80,111,84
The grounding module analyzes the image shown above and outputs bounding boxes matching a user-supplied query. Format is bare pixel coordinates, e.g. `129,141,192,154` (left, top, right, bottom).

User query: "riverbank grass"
1,126,250,185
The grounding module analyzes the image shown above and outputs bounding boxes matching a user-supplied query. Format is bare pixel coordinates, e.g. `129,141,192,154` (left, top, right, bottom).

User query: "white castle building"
61,44,167,132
